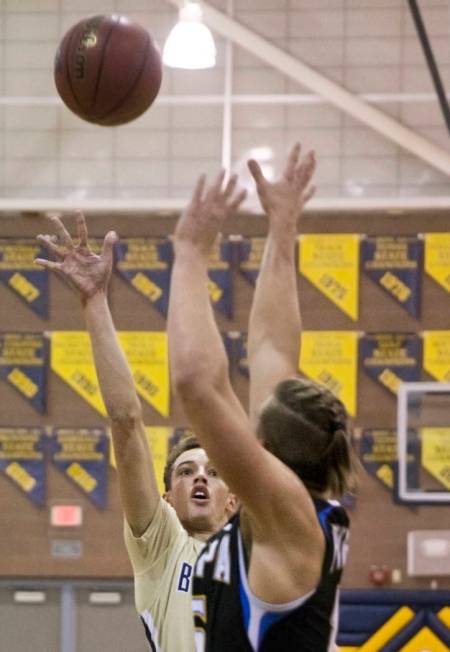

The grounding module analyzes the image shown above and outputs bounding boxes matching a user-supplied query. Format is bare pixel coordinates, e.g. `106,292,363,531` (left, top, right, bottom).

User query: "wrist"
82,288,108,309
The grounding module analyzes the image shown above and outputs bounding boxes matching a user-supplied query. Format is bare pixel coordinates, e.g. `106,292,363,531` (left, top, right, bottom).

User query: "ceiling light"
163,3,216,70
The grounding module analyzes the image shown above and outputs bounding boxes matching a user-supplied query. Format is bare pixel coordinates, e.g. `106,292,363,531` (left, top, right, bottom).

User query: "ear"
225,493,239,517
163,491,172,505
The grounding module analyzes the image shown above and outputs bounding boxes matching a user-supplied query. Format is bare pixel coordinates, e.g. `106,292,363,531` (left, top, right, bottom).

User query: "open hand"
35,212,117,303
248,143,316,230
174,171,246,259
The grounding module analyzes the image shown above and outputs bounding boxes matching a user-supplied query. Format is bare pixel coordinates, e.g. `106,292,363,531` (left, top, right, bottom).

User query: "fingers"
75,211,88,247
48,215,74,249
302,184,316,205
284,142,301,181
229,188,247,213
101,230,118,260
36,233,65,259
295,150,316,188
205,169,226,204
247,159,265,187
223,173,238,200
192,174,207,205
34,258,62,271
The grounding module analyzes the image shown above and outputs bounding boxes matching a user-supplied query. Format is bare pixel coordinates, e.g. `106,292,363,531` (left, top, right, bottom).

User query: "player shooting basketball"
33,182,244,652
168,143,358,651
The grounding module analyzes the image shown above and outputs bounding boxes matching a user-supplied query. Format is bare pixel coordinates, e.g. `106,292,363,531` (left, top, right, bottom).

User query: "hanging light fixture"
163,2,216,70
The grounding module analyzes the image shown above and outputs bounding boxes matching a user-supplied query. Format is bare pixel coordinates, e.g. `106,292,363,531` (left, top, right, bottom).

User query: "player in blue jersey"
168,143,357,651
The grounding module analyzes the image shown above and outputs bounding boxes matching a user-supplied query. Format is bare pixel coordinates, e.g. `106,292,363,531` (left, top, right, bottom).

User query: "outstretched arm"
247,144,316,424
168,173,323,603
35,214,159,536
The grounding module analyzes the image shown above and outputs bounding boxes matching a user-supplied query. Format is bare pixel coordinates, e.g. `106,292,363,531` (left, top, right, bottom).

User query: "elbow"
172,360,229,405
107,398,143,426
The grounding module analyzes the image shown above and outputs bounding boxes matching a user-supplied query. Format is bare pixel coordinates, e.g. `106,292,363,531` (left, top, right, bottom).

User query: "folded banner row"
0,233,449,321
0,425,448,508
1,330,449,418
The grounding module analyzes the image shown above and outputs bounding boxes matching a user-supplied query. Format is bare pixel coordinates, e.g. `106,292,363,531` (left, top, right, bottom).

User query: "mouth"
190,487,210,504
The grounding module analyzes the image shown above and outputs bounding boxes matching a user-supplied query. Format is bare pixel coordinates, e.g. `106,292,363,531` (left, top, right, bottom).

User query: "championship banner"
360,333,422,395
0,427,46,506
0,332,48,413
423,331,450,383
50,428,108,509
109,426,171,495
424,233,450,293
50,331,106,416
421,427,450,490
118,332,169,417
115,238,172,318
361,236,422,318
0,239,49,319
208,239,233,319
299,234,360,321
299,331,358,416
237,237,266,285
360,428,419,496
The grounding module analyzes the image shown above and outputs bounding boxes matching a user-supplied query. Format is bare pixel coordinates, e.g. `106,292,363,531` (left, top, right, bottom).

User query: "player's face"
165,448,236,538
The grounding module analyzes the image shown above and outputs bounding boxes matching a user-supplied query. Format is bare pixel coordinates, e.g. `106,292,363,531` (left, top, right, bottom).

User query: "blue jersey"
193,499,349,652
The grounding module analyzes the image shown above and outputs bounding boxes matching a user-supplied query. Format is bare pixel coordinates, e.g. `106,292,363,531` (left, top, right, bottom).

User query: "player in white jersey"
34,197,243,651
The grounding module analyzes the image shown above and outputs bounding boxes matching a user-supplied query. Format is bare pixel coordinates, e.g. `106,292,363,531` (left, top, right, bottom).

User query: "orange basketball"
54,15,162,126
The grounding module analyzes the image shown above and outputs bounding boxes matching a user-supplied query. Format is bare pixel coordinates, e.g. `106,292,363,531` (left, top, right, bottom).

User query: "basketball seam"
97,31,152,123
64,27,84,114
92,18,117,112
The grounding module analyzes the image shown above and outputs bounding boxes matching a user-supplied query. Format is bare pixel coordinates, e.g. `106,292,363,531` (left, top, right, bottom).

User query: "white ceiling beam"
165,0,450,177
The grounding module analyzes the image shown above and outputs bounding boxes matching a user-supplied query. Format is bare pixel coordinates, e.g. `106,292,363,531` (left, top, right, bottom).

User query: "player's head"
257,378,357,497
163,434,237,537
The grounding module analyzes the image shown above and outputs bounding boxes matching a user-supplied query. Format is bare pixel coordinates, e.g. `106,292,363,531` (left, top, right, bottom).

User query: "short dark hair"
258,377,357,496
163,434,201,492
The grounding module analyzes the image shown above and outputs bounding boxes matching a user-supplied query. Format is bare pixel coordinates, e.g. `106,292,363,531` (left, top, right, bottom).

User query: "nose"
193,470,208,484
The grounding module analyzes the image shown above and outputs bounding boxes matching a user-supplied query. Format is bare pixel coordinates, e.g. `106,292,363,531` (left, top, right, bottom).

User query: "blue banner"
0,427,46,506
360,428,420,500
360,333,421,395
0,332,48,413
115,238,172,317
208,240,233,319
361,236,422,318
0,239,49,319
237,237,265,286
50,428,108,509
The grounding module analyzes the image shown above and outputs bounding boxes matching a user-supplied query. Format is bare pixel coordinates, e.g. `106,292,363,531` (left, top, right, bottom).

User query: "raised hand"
35,212,117,303
173,170,246,259
248,143,316,230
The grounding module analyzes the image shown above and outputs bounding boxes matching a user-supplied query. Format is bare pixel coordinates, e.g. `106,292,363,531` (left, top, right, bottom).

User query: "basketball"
54,15,162,126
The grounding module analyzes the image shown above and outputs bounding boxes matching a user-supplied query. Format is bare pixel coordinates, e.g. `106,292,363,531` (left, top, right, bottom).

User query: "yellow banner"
424,233,450,293
423,331,450,382
51,331,169,418
109,426,170,495
118,332,169,417
299,331,359,416
299,234,360,321
50,332,106,416
421,428,450,490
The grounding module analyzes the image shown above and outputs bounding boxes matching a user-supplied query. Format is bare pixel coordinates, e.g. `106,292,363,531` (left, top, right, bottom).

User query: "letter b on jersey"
178,562,193,592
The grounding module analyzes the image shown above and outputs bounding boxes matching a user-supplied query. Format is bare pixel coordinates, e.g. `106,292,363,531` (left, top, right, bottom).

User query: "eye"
180,467,192,476
208,469,218,477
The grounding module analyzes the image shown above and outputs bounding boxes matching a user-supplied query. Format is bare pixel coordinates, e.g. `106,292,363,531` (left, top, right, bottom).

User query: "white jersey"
124,498,204,652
